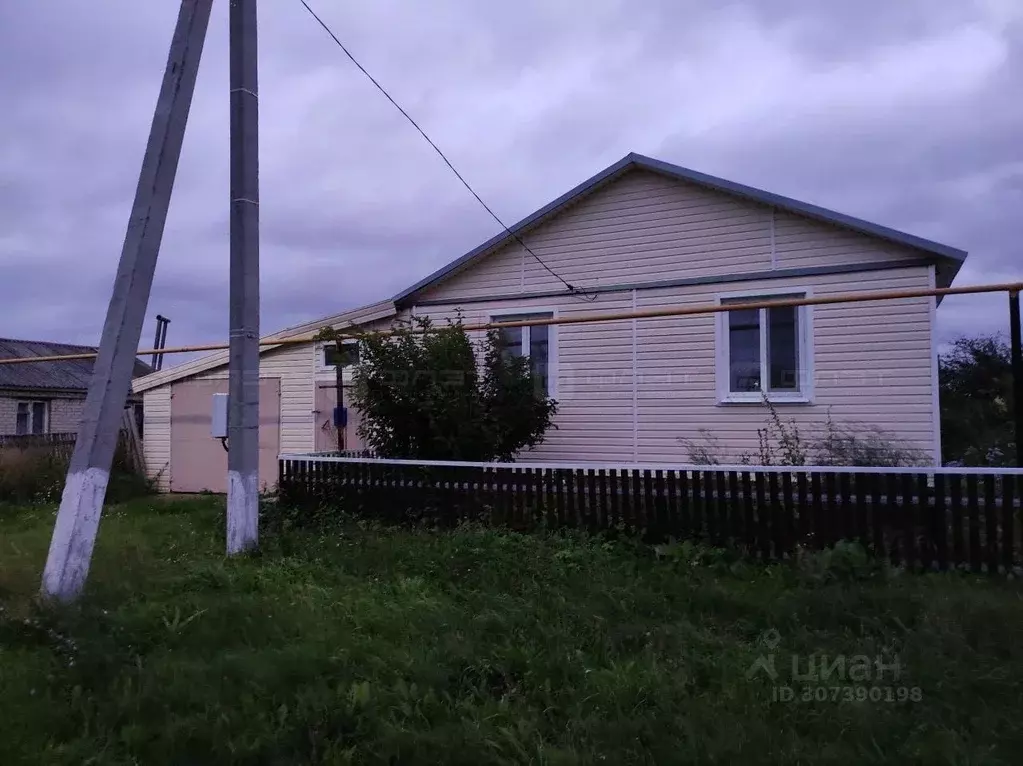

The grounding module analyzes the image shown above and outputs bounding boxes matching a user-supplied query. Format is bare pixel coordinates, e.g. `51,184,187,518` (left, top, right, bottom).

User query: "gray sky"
1,0,1020,367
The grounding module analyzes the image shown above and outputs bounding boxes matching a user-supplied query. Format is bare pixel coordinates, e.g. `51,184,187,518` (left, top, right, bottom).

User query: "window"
16,401,48,435
490,311,555,396
323,342,360,369
317,340,361,380
716,292,812,403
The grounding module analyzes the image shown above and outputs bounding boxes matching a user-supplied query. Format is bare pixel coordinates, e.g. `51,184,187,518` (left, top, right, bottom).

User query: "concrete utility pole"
226,0,262,553
41,0,214,601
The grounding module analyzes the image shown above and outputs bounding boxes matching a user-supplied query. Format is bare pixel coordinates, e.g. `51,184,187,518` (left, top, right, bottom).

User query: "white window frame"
15,400,49,435
314,339,361,383
714,287,814,405
489,307,558,398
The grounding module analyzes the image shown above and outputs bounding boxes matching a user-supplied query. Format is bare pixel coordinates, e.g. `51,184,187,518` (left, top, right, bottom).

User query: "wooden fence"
278,456,1023,574
0,432,78,459
0,424,143,474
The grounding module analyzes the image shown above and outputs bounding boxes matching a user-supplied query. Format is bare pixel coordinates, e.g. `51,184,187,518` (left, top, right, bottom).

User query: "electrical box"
211,393,229,438
333,406,347,428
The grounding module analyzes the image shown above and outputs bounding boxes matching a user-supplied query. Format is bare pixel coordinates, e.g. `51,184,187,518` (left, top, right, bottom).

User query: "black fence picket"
278,458,1023,574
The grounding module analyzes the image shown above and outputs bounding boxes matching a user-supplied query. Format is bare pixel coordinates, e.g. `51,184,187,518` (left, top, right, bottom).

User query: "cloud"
0,0,1019,369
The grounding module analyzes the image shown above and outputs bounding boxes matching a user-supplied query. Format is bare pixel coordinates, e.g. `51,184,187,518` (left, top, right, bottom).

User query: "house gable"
399,154,966,306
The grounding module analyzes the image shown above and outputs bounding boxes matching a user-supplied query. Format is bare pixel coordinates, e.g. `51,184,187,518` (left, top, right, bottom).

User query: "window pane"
16,404,29,436
529,324,549,394
492,313,553,393
496,326,523,361
767,306,799,391
728,308,761,392
32,402,47,434
324,343,360,367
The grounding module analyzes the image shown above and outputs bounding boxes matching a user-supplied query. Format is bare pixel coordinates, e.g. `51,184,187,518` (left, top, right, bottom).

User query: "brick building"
0,338,151,437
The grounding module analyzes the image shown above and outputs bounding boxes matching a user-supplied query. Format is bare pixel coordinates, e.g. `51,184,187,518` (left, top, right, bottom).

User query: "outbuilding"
131,300,395,492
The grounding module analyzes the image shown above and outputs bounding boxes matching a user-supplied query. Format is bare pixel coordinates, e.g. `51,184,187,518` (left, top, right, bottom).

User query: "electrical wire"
296,0,588,296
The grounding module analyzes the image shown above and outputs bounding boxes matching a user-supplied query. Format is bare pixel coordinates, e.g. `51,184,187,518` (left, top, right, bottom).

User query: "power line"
296,0,580,294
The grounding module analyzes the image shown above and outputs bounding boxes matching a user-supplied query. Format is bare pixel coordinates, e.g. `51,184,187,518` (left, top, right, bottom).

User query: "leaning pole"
41,0,214,601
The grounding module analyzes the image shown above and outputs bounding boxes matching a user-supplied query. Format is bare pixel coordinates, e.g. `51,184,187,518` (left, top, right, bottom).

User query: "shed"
131,300,396,493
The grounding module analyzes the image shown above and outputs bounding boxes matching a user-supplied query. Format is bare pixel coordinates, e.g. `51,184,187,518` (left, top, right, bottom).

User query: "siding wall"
141,343,313,490
411,266,936,464
143,387,172,490
140,316,402,490
408,169,939,465
418,170,923,301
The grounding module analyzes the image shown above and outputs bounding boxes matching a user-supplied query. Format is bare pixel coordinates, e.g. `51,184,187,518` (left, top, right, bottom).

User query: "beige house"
133,153,966,491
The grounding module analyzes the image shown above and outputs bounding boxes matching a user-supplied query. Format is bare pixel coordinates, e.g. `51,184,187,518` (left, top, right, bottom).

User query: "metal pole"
158,316,171,370
227,0,261,554
40,0,214,602
335,343,345,451
1010,291,1022,468
150,316,163,370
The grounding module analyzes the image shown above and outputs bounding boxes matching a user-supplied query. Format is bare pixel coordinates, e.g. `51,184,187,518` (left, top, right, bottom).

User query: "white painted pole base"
40,468,110,602
226,470,259,554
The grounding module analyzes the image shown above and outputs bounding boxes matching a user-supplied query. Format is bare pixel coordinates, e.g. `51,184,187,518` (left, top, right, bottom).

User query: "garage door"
169,378,281,493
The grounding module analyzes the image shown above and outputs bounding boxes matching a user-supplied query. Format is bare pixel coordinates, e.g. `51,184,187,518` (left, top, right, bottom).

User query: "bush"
316,316,558,461
939,333,1016,466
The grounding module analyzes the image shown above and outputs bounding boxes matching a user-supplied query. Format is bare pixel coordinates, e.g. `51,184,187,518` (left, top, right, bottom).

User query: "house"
0,338,152,437
133,152,966,491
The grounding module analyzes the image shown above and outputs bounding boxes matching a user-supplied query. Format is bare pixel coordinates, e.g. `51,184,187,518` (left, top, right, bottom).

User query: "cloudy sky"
1,0,1020,367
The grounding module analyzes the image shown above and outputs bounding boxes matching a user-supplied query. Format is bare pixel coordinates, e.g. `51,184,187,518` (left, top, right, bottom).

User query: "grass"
1,497,1022,764
0,443,154,505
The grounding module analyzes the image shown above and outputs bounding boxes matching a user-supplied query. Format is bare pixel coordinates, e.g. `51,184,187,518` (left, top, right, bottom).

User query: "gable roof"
0,338,153,392
393,152,968,304
131,298,397,393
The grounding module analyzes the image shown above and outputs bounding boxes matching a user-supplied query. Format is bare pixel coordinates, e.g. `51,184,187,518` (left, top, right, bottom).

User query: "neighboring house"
0,338,152,437
134,152,967,492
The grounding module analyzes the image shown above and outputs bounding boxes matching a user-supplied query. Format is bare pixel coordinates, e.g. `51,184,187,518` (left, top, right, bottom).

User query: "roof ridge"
0,337,99,351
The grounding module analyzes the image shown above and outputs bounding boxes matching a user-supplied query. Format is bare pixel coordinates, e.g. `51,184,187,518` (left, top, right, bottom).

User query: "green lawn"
1,496,1022,765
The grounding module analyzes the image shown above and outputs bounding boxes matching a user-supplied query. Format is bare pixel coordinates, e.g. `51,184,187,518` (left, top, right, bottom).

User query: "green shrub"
316,315,558,461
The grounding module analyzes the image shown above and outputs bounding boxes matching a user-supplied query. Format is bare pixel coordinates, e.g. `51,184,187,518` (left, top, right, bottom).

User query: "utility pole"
41,0,214,601
227,0,261,553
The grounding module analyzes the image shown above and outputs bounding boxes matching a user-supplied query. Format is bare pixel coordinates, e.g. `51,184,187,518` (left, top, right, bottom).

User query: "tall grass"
0,439,153,508
1,497,1022,764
